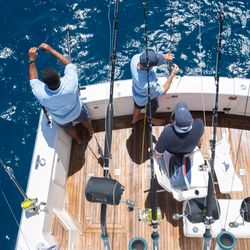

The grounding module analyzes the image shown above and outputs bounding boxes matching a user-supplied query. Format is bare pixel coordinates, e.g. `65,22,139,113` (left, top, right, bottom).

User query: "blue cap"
174,102,193,133
140,49,165,67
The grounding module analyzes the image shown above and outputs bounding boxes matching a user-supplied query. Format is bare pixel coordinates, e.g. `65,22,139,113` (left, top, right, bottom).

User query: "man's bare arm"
39,43,70,65
28,47,38,80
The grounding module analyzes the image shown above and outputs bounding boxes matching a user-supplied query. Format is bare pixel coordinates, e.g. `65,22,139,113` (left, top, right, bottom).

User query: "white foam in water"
0,1,249,248
0,48,13,59
0,106,17,121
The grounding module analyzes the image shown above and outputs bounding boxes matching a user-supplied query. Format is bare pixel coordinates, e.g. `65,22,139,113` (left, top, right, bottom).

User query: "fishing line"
163,0,182,118
1,190,31,250
197,0,207,128
93,133,104,160
223,81,250,230
66,26,71,60
0,159,28,199
95,2,120,248
108,0,113,70
0,1,39,46
40,27,73,125
140,113,147,164
0,1,52,65
203,7,225,248
141,1,160,248
167,0,174,73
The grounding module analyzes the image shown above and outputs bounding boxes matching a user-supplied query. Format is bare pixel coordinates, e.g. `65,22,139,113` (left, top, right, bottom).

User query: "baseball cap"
140,49,165,67
174,102,193,133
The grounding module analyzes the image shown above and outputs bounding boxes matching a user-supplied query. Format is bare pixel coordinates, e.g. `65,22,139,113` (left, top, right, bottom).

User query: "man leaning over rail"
28,43,93,144
130,49,179,125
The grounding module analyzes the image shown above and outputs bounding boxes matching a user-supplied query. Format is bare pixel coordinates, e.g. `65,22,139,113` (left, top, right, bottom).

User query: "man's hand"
171,64,180,75
163,53,175,61
162,63,180,93
39,43,70,65
39,43,52,53
28,47,38,61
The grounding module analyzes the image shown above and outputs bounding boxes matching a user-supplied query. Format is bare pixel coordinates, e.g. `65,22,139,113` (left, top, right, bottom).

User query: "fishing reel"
21,198,46,214
138,207,162,224
120,199,139,212
229,197,250,228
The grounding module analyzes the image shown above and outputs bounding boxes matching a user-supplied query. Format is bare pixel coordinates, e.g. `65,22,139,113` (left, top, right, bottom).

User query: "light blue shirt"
30,63,82,125
131,53,164,106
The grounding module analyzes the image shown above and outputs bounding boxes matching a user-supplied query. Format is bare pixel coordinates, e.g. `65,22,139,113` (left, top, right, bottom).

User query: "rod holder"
129,237,148,250
172,213,185,221
215,230,236,250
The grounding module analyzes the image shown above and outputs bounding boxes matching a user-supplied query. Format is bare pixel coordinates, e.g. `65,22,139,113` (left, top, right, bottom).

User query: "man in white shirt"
131,49,179,125
28,43,93,144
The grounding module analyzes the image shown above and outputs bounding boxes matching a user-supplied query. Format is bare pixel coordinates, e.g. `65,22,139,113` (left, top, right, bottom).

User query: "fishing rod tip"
219,5,225,20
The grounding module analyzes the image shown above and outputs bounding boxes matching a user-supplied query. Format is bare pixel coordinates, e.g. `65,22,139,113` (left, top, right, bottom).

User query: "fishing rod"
167,0,174,74
202,7,224,250
66,25,104,159
0,159,46,213
0,159,27,199
103,0,119,178
142,1,160,249
101,0,119,246
41,106,52,125
66,26,71,60
66,25,105,162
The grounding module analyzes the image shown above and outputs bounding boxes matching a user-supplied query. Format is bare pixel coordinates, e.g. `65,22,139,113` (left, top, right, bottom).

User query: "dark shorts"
59,104,90,131
134,97,159,116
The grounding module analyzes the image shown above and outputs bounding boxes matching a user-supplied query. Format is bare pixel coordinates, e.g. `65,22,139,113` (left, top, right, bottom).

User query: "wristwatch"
29,60,35,64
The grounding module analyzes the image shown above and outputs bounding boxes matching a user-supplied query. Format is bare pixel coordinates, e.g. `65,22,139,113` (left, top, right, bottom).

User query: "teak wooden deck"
56,113,250,249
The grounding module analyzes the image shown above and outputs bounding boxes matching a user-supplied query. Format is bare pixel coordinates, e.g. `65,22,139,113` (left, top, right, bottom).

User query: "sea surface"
0,0,249,249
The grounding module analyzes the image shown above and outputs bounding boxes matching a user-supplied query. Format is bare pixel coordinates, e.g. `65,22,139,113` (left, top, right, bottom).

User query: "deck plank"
62,115,250,250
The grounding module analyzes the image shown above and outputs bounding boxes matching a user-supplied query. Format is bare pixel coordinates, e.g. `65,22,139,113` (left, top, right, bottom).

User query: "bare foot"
82,120,94,137
132,113,145,124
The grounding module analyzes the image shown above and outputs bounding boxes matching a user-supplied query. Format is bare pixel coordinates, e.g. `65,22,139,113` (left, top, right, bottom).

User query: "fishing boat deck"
54,113,250,250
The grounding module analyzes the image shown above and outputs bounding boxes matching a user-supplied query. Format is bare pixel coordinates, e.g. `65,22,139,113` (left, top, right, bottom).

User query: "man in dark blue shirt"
154,102,204,157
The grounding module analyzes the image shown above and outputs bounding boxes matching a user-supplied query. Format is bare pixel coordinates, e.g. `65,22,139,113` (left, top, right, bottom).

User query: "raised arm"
39,43,70,65
28,47,38,80
162,64,179,93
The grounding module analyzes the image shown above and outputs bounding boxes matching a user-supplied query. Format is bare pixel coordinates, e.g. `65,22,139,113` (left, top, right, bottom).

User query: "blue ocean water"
0,0,249,249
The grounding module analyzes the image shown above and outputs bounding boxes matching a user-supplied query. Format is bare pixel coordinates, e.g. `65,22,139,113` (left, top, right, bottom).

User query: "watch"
29,60,35,64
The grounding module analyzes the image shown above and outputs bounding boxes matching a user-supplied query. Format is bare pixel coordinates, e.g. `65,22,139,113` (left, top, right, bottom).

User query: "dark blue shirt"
155,119,204,155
